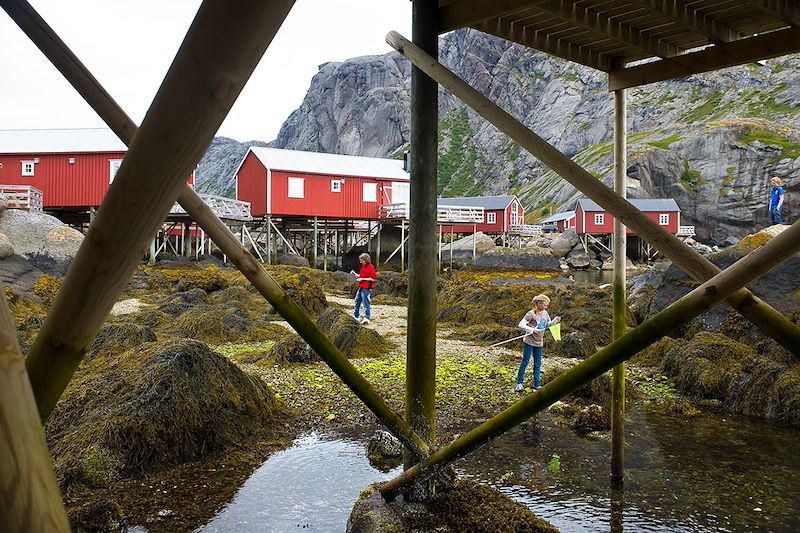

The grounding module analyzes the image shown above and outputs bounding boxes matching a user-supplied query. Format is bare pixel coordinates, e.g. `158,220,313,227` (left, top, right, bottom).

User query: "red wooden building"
538,210,576,232
0,128,194,223
576,198,680,235
439,195,524,234
235,147,409,219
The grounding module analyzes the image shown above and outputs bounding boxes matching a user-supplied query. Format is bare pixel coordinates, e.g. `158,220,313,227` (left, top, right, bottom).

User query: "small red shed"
439,195,524,234
538,210,576,232
0,128,194,213
235,147,409,219
576,198,680,235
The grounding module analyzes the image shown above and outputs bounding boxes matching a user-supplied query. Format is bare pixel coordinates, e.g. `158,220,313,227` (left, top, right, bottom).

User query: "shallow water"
192,406,800,532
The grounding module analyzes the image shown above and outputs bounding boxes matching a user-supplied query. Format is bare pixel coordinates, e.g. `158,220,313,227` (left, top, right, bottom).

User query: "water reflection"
198,407,800,532
200,434,400,532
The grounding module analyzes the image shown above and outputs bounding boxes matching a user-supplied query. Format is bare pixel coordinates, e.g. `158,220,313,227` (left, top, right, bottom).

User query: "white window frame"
109,159,123,183
21,160,35,176
594,213,604,225
487,212,497,224
511,202,519,225
363,182,377,203
659,213,669,225
288,177,304,198
331,179,342,193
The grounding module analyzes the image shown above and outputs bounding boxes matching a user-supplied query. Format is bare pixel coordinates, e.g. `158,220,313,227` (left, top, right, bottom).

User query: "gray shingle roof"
577,198,680,212
539,210,575,224
437,195,516,209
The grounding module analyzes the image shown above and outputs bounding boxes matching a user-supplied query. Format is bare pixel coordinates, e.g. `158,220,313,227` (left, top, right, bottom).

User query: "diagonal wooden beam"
744,0,800,26
608,25,800,90
630,0,743,43
0,286,70,532
3,0,430,459
11,0,295,421
2,0,431,459
381,217,800,497
475,17,612,72
385,30,800,354
530,0,682,58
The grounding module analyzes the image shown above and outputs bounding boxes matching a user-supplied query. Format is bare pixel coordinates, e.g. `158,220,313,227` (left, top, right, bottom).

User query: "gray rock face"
0,233,13,259
440,231,496,257
196,28,800,243
472,246,561,271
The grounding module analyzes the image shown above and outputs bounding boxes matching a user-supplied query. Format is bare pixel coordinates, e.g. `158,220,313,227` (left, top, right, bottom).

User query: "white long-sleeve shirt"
518,309,553,347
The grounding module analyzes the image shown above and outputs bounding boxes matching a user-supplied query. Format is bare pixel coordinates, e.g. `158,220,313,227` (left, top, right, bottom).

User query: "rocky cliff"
196,28,800,242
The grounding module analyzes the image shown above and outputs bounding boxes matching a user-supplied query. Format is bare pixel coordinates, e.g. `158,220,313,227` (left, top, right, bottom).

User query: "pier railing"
509,224,542,236
170,193,252,221
0,185,44,212
379,202,485,224
677,225,696,237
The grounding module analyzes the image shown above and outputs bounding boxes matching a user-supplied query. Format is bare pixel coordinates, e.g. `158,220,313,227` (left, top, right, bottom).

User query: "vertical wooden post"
376,222,382,265
611,74,627,483
0,288,70,532
367,220,372,252
401,220,405,272
438,224,443,271
404,0,438,497
313,216,318,269
323,219,328,271
148,235,157,266
266,215,272,265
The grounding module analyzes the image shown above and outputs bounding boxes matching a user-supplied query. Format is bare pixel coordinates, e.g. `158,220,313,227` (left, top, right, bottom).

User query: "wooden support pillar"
404,0,438,497
400,220,405,272
313,216,318,269
323,219,328,271
376,222,382,266
148,235,157,266
367,220,372,252
266,215,272,265
611,79,627,483
0,286,70,532
438,224,443,271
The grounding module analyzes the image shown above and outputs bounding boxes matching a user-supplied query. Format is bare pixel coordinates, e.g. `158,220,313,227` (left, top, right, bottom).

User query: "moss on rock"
46,339,288,489
662,331,751,399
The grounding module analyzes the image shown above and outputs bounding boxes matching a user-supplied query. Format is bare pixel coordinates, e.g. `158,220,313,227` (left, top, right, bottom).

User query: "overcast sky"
0,0,413,143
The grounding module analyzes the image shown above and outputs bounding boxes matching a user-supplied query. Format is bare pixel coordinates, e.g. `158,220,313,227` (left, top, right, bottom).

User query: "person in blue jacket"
769,176,785,225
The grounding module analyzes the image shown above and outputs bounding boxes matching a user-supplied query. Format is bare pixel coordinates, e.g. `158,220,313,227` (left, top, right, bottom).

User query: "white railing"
677,225,696,237
170,193,252,221
509,224,542,236
379,202,485,224
0,185,44,212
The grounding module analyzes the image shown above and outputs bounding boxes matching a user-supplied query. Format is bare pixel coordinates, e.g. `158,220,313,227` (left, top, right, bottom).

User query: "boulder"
440,231,496,258
0,210,82,275
277,253,310,267
565,249,591,269
0,255,45,299
0,233,13,259
472,246,561,271
549,228,580,258
366,430,403,472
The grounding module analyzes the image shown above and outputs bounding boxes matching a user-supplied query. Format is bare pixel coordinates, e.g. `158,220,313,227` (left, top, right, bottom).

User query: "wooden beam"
531,0,682,58
386,30,800,355
405,0,439,493
608,25,800,90
631,0,742,43
17,0,296,421
0,289,70,532
475,17,612,71
744,0,800,26
381,217,800,497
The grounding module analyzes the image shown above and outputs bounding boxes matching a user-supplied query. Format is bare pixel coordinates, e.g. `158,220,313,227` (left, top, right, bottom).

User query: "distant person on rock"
769,176,785,225
515,294,561,393
351,253,377,325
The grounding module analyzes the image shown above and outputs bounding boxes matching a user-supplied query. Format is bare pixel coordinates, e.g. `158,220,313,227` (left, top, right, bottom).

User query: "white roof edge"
249,146,409,180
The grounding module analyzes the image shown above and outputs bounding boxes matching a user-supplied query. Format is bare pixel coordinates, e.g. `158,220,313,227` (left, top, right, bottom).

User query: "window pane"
363,183,377,202
288,177,304,198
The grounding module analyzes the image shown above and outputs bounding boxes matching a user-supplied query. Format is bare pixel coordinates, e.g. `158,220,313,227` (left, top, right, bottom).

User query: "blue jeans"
516,343,544,388
353,288,371,320
770,207,783,224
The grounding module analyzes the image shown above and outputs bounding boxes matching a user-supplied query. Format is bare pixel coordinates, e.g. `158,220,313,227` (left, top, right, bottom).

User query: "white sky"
0,0,413,142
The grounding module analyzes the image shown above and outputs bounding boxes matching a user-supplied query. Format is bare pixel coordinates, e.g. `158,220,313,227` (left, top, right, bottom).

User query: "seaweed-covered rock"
549,331,597,359
88,322,157,358
366,430,403,472
308,307,391,359
267,333,312,363
726,357,800,425
347,480,558,533
662,331,751,399
46,339,287,488
571,404,610,433
157,288,209,317
631,336,677,367
68,499,126,533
